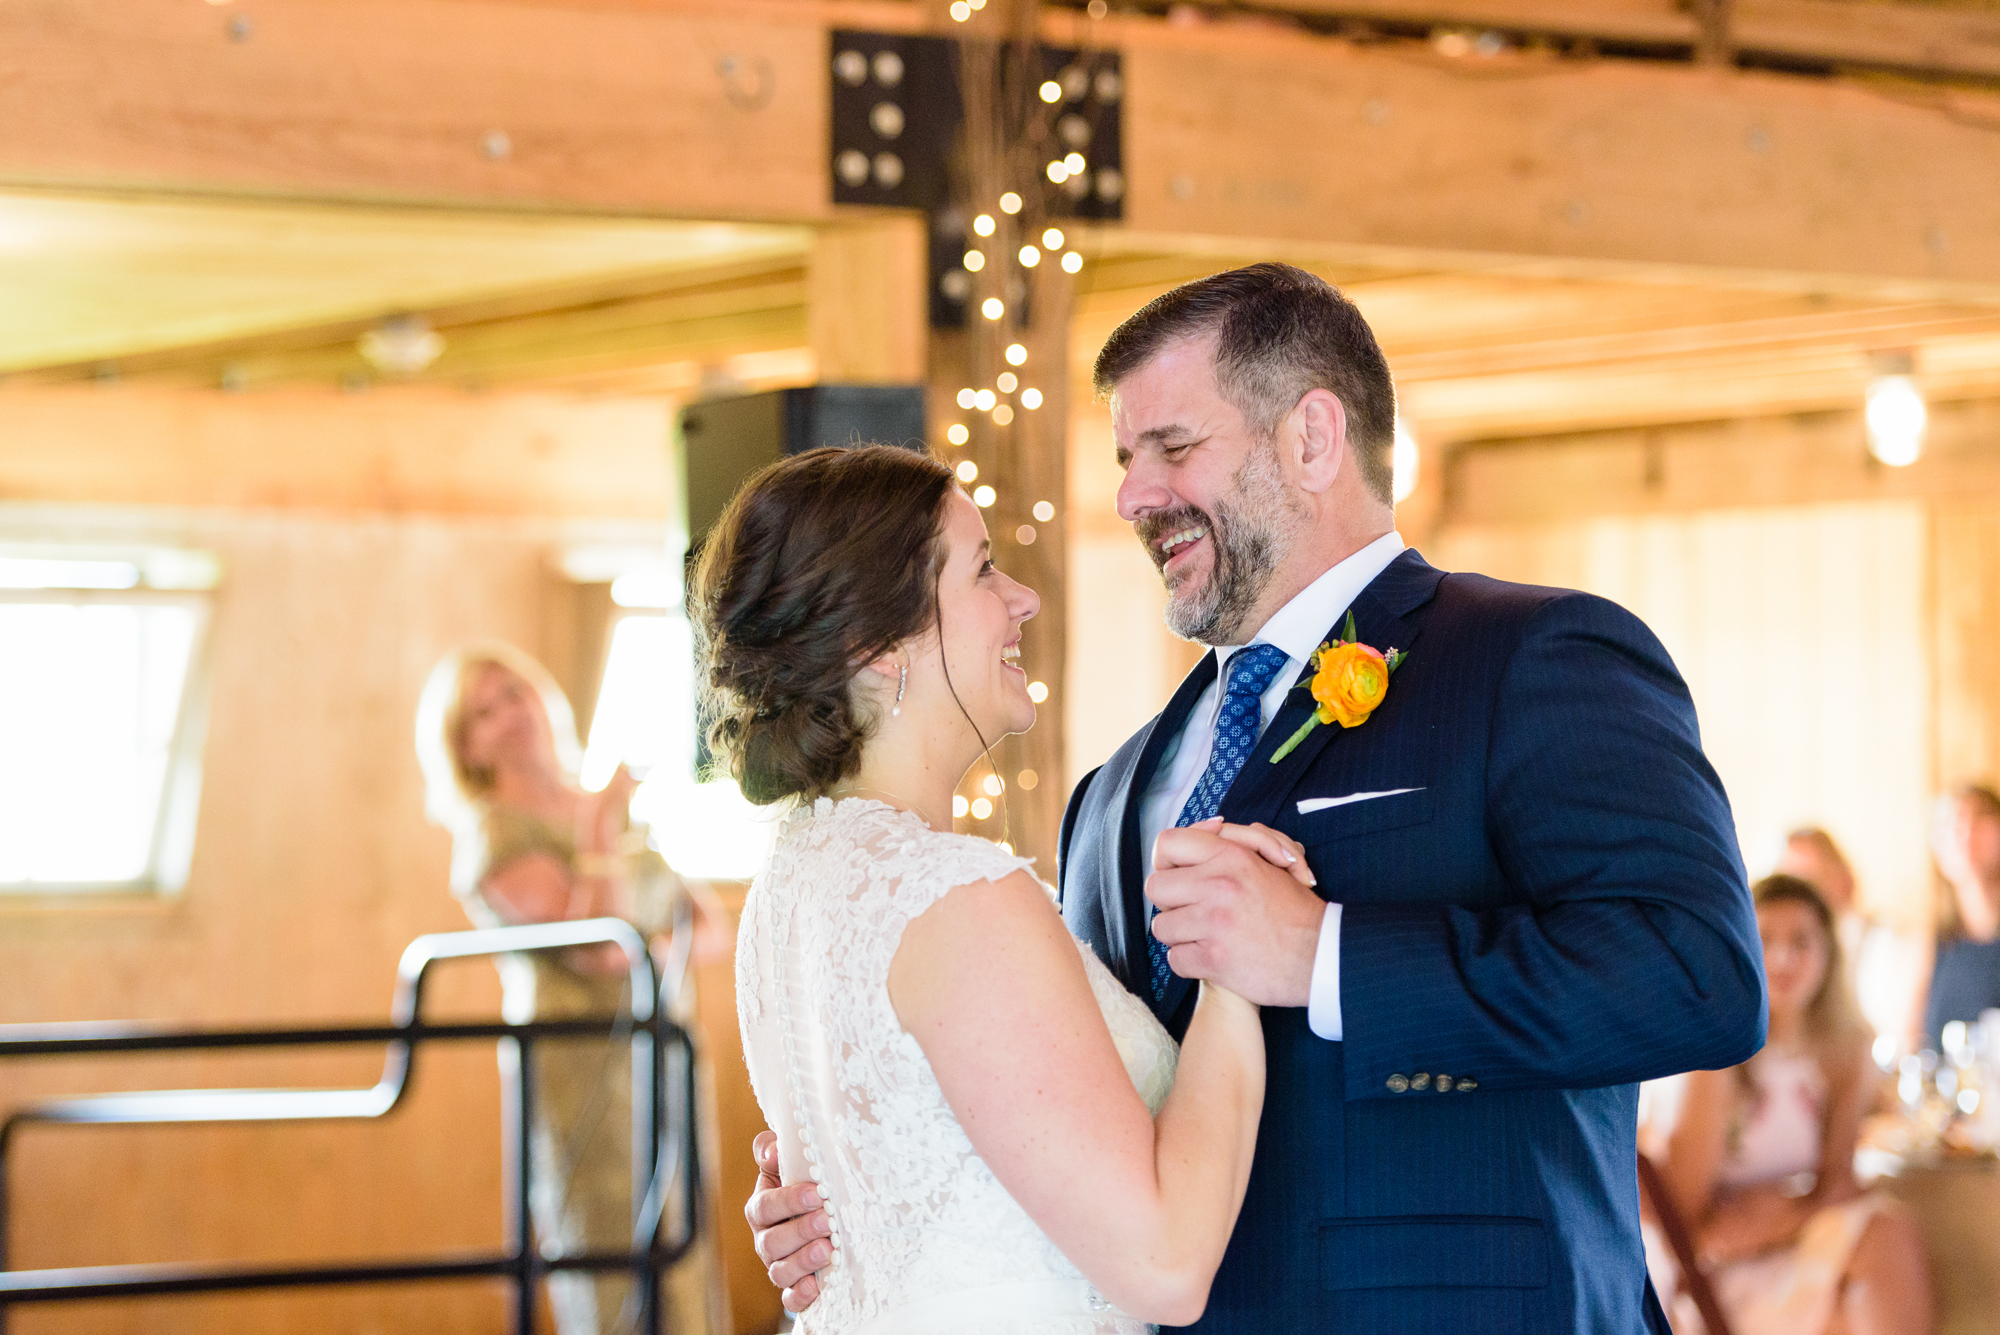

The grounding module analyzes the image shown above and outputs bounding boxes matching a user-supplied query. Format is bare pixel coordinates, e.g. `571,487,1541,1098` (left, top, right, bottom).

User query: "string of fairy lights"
925,6,1122,839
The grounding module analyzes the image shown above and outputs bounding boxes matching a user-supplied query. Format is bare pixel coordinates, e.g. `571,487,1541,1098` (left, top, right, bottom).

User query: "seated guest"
1776,827,1862,956
1924,783,2000,1048
416,642,727,1335
1654,875,1933,1335
1776,826,1927,1052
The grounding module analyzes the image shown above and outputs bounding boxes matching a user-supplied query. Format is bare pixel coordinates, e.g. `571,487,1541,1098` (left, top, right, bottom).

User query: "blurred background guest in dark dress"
1923,784,2000,1048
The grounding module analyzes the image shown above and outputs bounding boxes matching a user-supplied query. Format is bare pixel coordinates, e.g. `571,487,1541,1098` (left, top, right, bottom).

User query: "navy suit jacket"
1058,551,1767,1334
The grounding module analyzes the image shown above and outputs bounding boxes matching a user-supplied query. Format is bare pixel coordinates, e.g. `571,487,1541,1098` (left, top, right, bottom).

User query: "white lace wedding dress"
737,798,1180,1335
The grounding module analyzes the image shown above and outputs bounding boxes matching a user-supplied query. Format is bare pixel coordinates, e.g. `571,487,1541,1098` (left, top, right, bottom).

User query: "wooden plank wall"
0,384,778,1335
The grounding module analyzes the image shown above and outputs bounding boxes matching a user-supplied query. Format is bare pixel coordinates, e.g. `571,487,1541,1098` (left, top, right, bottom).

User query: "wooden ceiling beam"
0,0,841,219
1230,0,2000,82
6,0,2000,293
1401,329,2000,440
1109,18,2000,294
1441,394,2000,527
10,258,810,386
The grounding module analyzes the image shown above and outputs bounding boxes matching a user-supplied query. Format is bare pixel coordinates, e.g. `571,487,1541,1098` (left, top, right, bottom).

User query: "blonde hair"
415,642,582,831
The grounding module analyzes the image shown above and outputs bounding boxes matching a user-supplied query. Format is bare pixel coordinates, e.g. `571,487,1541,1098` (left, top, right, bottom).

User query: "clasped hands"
745,816,1322,1311
1147,816,1324,1008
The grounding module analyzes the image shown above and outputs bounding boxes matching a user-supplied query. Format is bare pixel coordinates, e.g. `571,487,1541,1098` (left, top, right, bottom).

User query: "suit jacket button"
1457,1078,1478,1092
1435,1074,1454,1092
1409,1073,1431,1091
1386,1073,1410,1093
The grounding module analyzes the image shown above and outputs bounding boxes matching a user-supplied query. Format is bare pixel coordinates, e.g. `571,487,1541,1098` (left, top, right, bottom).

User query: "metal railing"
0,917,701,1335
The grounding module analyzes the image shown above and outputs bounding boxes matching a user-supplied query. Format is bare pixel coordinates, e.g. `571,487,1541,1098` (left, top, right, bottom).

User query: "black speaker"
679,385,928,551
679,384,926,780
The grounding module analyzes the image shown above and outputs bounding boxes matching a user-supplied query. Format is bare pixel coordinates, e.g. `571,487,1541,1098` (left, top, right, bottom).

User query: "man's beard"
1135,444,1304,646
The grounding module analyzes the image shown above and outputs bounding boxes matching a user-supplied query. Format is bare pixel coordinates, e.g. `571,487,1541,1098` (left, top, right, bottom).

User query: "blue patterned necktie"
1149,642,1292,1002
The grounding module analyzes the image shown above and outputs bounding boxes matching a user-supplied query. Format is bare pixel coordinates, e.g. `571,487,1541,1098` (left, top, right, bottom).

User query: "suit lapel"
1111,649,1217,994
1156,550,1446,1022
1219,586,1426,823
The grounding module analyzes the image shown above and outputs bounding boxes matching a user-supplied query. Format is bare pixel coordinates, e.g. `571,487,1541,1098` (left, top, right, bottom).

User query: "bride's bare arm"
887,869,1264,1327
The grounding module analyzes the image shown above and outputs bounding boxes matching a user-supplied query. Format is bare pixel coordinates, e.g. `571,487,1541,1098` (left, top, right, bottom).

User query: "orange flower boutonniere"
1269,611,1407,763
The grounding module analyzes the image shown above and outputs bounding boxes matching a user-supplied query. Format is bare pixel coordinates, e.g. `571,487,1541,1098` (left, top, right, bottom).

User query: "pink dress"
1649,1051,1889,1335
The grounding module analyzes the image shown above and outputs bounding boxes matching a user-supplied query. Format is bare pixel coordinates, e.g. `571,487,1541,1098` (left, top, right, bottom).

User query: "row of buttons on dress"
774,904,842,1254
1385,1072,1476,1093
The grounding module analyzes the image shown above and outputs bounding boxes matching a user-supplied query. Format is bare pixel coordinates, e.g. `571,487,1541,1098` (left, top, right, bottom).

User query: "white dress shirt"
1137,530,1407,1041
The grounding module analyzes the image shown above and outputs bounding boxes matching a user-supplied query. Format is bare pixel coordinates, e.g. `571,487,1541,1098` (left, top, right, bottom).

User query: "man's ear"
1292,388,1348,495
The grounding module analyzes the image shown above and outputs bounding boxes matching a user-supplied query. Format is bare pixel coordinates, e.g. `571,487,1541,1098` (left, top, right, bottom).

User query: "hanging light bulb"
1063,152,1086,174
1005,343,1028,366
997,372,1018,393
1039,80,1063,103
973,484,997,508
973,213,996,237
1060,251,1083,274
357,314,445,376
974,388,998,411
956,388,978,409
1392,418,1421,504
950,0,970,19
1865,360,1926,467
1018,245,1041,267
953,794,971,818
981,297,1005,320
1042,227,1065,250
1027,681,1049,703
993,404,1015,425
946,423,969,445
1020,387,1044,409
963,249,986,272
999,192,1023,214
957,459,979,482
1047,160,1070,184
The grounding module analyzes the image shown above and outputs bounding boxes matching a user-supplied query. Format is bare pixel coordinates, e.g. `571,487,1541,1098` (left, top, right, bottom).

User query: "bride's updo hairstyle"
693,444,957,805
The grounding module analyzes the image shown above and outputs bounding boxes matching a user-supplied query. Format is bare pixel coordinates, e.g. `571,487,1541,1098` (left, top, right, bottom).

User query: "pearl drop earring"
892,662,907,717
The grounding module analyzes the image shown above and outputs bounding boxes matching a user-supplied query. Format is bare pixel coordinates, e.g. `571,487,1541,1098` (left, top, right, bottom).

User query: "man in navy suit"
749,263,1765,1330
1059,263,1766,1331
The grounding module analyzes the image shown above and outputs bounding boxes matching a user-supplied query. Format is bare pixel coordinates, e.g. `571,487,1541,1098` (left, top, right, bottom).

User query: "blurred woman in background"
1923,784,2000,1048
417,642,727,1335
1775,827,1928,1056
1652,875,1932,1335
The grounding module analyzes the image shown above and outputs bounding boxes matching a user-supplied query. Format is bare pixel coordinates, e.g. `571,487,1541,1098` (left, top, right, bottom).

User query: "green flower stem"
1268,714,1321,764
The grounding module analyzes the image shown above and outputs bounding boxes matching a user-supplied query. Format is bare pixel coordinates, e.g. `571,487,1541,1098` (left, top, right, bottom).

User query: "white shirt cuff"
1307,901,1344,1041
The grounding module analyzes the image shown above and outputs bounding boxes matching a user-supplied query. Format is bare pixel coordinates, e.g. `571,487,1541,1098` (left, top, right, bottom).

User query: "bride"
693,445,1299,1333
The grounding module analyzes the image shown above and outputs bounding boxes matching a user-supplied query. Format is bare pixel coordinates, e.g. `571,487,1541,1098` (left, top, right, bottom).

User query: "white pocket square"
1296,787,1424,814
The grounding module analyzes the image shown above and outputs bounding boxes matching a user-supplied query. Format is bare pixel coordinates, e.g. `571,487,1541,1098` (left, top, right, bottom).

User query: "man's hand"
1147,818,1324,1007
745,1131,833,1313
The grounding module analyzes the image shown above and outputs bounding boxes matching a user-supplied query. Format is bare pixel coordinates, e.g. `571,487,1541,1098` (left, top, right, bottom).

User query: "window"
572,562,774,881
0,551,217,893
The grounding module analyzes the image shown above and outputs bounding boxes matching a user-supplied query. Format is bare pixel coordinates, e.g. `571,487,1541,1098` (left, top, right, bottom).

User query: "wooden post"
808,218,929,384
931,261,1072,873
807,210,1070,868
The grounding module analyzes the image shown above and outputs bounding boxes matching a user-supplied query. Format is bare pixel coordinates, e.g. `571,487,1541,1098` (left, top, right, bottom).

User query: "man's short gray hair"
1092,263,1398,504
